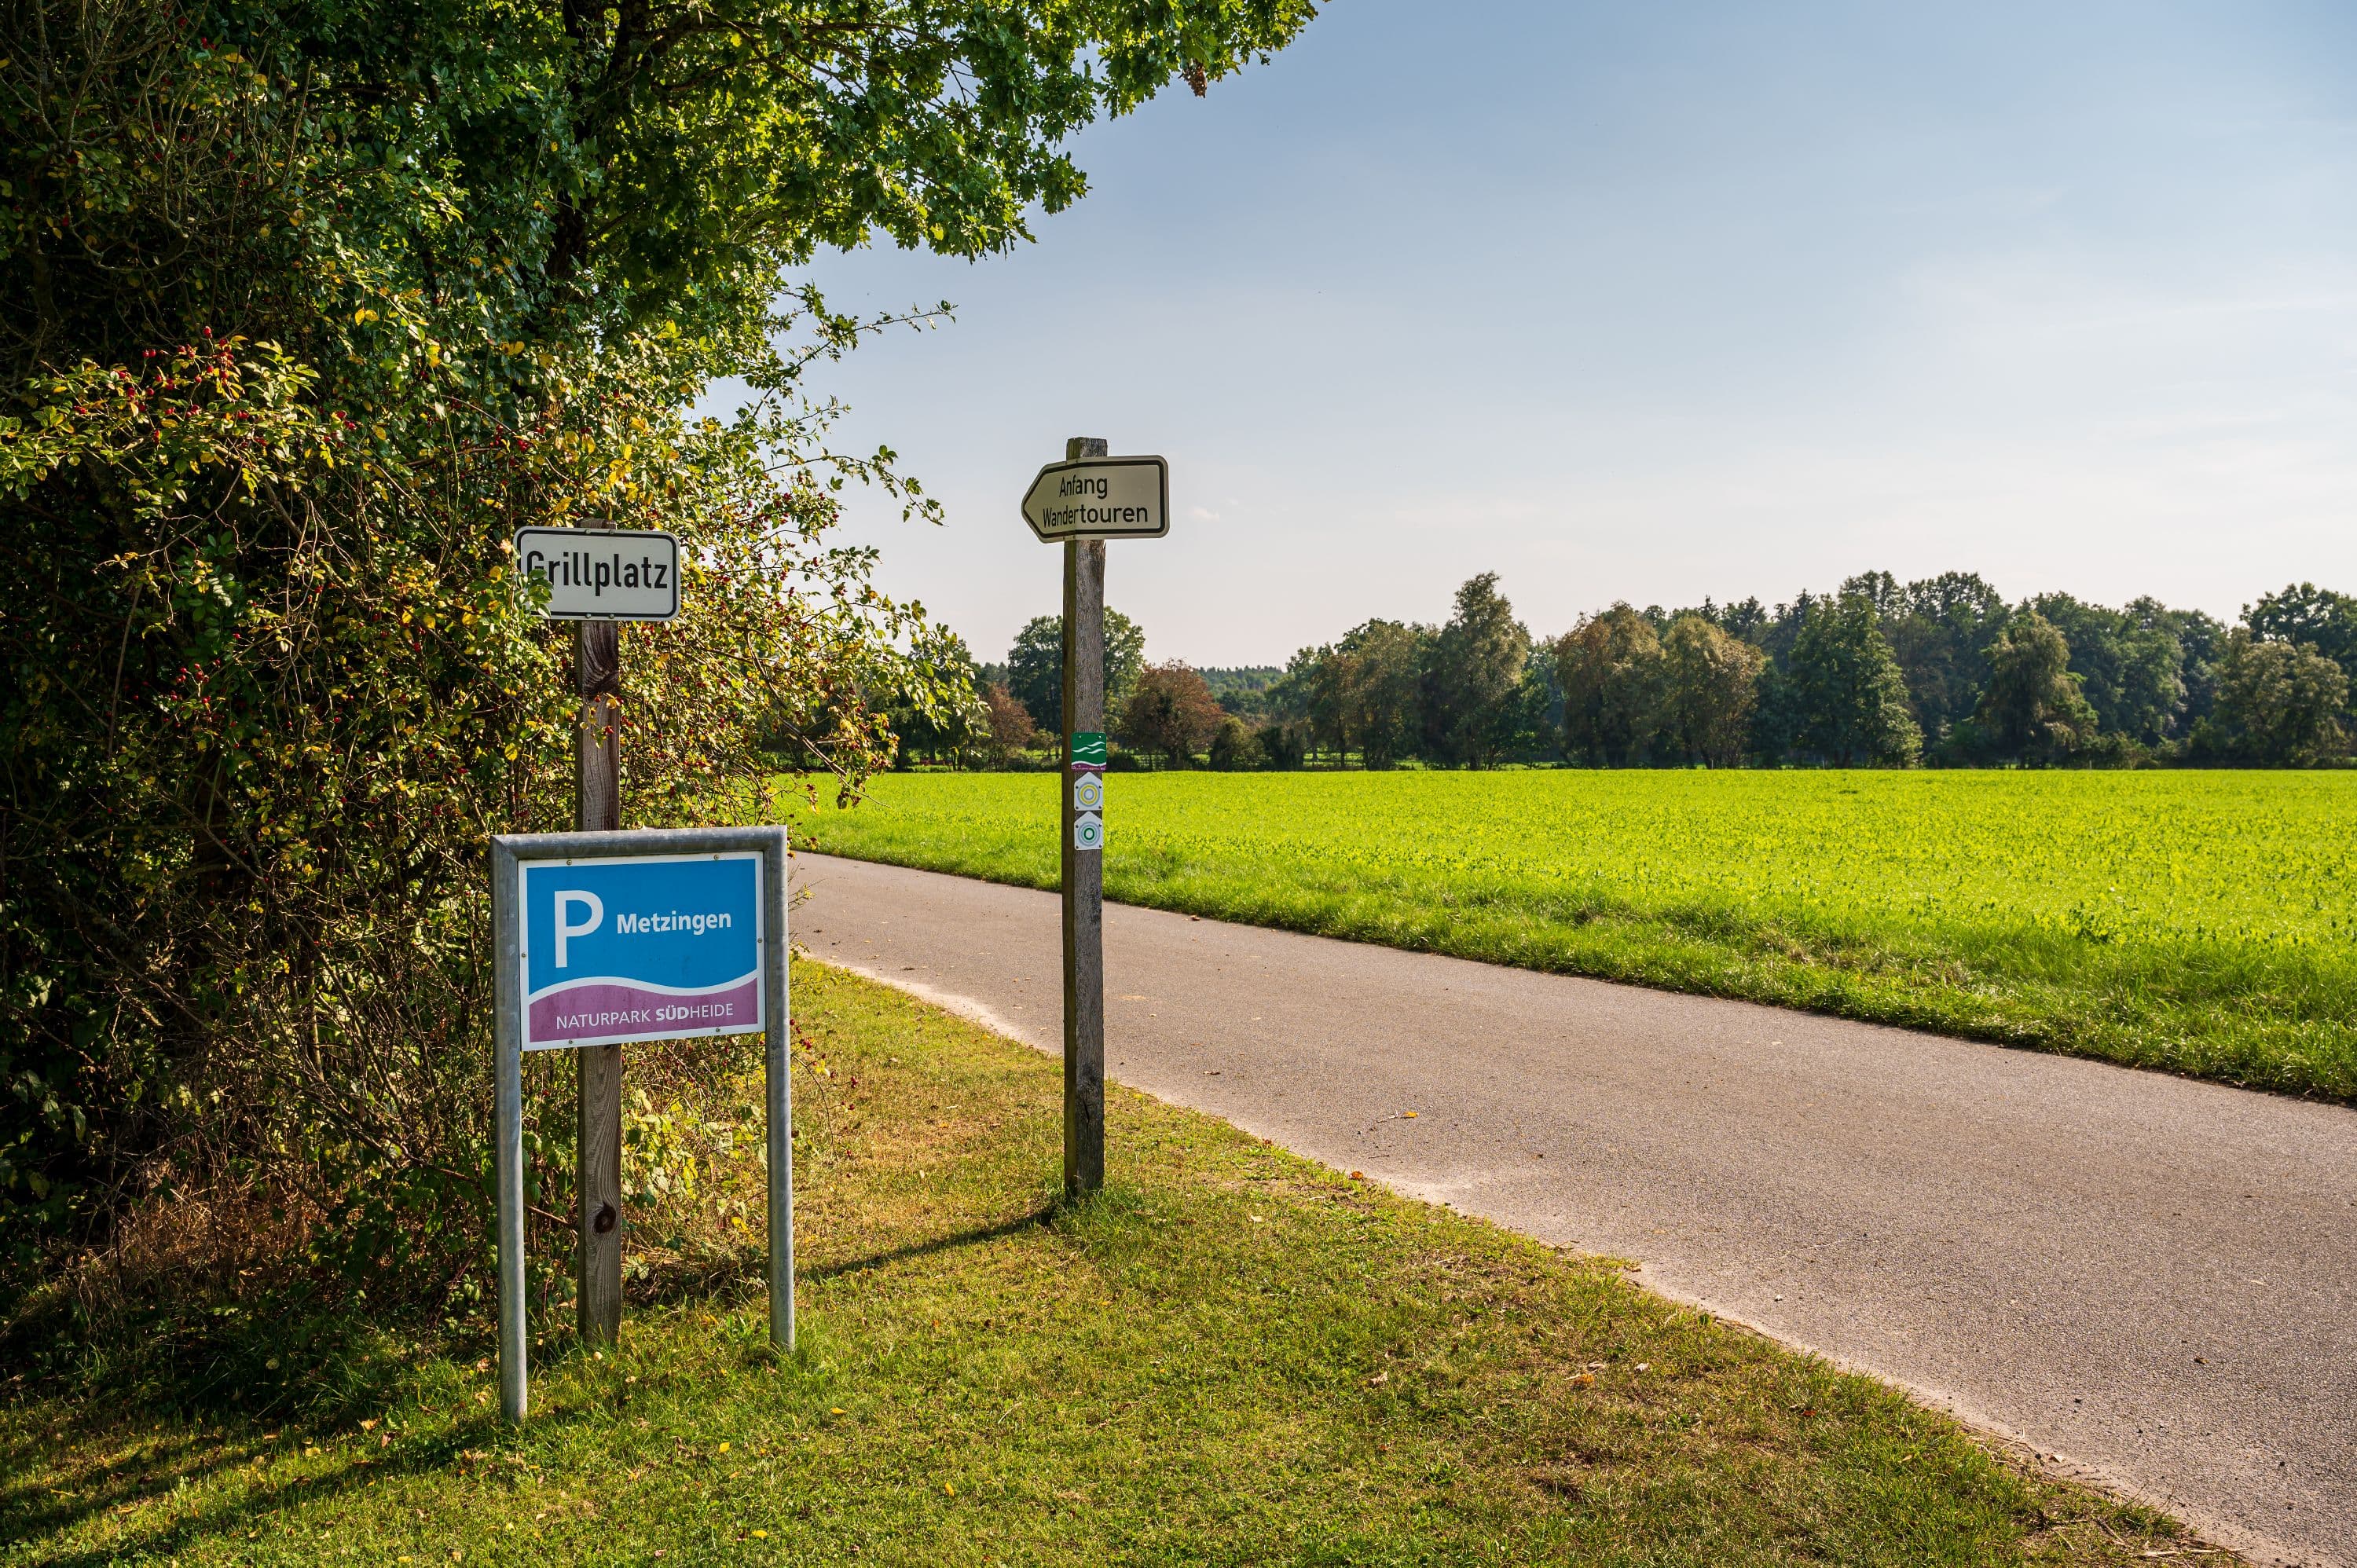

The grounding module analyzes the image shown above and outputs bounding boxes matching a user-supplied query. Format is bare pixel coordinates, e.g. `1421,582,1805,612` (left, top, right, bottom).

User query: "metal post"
575,619,624,1344
493,840,527,1425
763,832,794,1352
1061,435,1109,1195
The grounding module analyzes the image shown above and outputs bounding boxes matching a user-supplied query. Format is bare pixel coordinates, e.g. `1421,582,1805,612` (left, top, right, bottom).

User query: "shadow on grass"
804,1202,1056,1283
614,1202,1056,1312
2,1277,423,1432
1,1406,519,1568
2,1204,1064,1561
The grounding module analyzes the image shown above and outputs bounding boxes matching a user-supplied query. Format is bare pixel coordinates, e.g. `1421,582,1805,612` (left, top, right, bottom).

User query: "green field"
2,964,2192,1564
786,770,2357,1101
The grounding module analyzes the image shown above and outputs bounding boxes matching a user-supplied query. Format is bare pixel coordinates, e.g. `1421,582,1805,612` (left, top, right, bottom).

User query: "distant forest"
898,573,2357,769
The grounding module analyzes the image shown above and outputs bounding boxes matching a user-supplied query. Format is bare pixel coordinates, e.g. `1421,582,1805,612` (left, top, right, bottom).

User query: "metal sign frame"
492,825,792,1423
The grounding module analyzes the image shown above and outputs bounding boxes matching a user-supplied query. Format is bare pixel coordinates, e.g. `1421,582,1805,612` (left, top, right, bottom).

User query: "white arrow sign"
1021,455,1170,542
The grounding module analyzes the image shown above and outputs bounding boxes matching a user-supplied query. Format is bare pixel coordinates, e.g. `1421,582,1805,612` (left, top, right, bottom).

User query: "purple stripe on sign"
527,977,760,1046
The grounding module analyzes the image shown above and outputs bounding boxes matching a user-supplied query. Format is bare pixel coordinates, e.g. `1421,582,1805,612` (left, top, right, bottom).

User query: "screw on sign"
1027,438,1169,1196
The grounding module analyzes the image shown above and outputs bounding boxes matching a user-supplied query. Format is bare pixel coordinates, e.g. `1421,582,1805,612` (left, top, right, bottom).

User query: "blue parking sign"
518,851,764,1049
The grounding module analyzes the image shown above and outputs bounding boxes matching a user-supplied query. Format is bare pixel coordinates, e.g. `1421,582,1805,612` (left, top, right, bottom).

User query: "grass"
784,768,2357,1100
0,962,2201,1566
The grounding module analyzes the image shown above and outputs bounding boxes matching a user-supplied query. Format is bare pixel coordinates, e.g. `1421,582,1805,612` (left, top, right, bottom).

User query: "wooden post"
1061,436,1108,1196
575,617,624,1344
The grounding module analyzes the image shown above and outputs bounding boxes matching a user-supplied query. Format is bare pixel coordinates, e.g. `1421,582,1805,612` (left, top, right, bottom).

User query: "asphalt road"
790,852,2357,1566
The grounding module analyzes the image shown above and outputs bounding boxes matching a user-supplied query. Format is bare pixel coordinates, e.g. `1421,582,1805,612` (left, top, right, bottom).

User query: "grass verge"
2,962,2205,1565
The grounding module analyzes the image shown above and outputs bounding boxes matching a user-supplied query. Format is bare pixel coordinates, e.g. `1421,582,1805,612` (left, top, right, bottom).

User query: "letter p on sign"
555,890,604,968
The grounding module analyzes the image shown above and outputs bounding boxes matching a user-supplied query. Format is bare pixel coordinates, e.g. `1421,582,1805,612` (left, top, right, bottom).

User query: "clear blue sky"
776,0,2356,669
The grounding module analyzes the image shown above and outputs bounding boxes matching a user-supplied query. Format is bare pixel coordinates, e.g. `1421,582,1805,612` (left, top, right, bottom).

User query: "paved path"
790,852,2357,1566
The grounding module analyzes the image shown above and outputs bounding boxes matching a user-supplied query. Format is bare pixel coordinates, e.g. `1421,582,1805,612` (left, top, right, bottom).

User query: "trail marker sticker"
519,852,764,1049
1073,814,1105,852
1069,732,1107,770
514,526,680,621
1021,455,1168,542
1072,773,1104,811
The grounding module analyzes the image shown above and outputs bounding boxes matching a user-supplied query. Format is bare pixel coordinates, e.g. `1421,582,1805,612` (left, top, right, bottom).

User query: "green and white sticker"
1072,813,1104,852
1069,731,1107,769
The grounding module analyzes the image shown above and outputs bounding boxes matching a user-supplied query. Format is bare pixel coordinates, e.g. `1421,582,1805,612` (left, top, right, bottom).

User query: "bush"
0,0,1316,1305
0,5,939,1288
1256,722,1308,769
1208,716,1266,771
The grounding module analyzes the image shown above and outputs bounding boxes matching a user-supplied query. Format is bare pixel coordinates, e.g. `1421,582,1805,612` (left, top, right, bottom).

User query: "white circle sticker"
1072,812,1104,852
1072,774,1104,811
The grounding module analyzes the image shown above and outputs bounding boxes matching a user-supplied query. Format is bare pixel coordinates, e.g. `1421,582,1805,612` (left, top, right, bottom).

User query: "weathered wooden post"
1061,437,1109,1193
574,614,624,1343
1020,438,1168,1198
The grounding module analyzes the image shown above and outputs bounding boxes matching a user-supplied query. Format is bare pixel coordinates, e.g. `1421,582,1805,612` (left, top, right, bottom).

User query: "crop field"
785,770,2357,1101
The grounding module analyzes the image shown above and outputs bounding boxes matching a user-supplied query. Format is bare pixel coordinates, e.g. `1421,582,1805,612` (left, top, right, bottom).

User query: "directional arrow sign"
1021,455,1169,542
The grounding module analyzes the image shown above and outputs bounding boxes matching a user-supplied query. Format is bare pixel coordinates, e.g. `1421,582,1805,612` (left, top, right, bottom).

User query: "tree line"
898,574,2357,769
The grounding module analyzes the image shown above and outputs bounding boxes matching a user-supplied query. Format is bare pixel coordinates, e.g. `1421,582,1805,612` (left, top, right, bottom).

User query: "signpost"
1024,438,1170,1195
513,519,683,1347
493,826,793,1425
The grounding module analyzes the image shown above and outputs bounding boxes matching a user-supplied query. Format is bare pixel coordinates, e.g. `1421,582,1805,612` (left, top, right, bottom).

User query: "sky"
757,0,2357,669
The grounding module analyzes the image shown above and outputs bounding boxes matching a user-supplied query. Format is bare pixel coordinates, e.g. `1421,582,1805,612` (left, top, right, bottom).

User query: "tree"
1735,591,1820,761
2245,584,2357,723
2245,583,2357,672
2029,593,2185,746
1118,661,1224,766
1840,571,1909,622
1875,572,2009,743
1272,643,1351,760
1714,595,1776,644
1007,608,1146,732
1208,716,1266,771
1336,619,1425,768
1558,605,1666,766
1660,614,1765,766
1787,595,1922,766
1968,612,2099,763
886,631,988,767
1423,573,1531,767
2143,601,2227,731
1,0,1312,1263
981,684,1039,765
1198,666,1284,718
2202,632,2348,765
1007,617,1065,731
1255,720,1309,770
1498,642,1567,762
